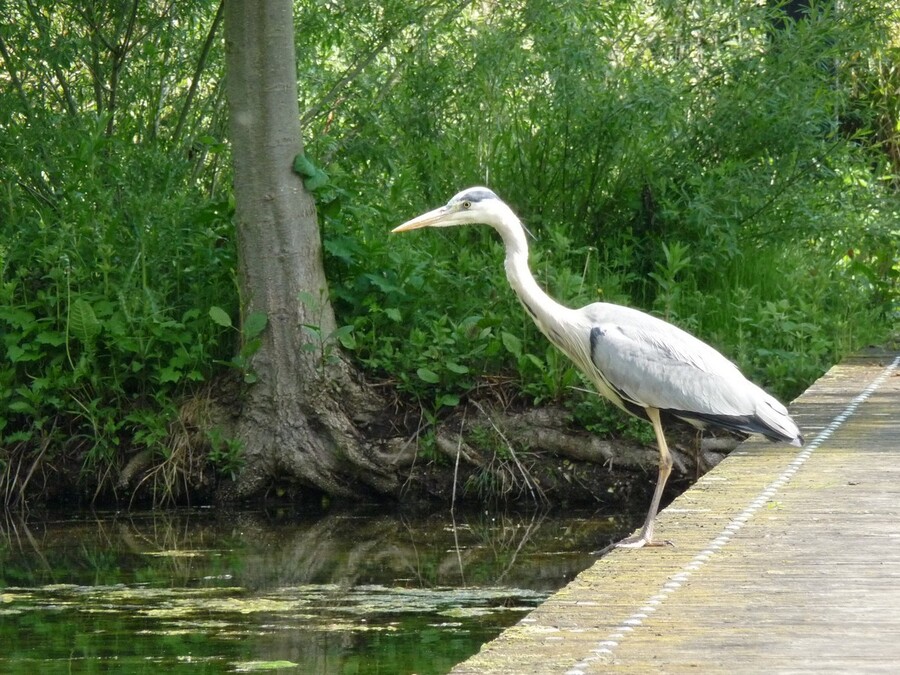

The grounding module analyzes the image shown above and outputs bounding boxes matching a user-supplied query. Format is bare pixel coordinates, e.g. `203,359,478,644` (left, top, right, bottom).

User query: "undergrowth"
0,0,897,503
0,121,237,504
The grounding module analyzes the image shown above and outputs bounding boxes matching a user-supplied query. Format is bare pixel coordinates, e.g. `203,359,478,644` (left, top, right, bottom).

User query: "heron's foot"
590,534,673,556
614,533,674,550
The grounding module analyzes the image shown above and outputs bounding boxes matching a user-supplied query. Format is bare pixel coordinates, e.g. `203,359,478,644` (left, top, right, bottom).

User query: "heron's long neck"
493,211,570,331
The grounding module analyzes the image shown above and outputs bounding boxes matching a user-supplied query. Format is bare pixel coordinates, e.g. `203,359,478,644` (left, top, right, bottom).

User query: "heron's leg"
616,408,673,549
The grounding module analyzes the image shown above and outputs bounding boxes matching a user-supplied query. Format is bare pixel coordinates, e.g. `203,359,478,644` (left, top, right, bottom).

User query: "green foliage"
649,242,694,324
0,125,237,485
308,0,898,425
0,0,898,500
209,306,268,383
206,426,244,481
0,0,235,499
298,290,356,378
292,153,330,192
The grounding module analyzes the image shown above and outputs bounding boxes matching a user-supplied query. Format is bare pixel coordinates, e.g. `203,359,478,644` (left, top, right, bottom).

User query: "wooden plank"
453,350,900,674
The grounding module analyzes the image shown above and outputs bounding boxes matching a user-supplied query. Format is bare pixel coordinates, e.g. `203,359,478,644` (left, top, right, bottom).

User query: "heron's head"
392,187,508,233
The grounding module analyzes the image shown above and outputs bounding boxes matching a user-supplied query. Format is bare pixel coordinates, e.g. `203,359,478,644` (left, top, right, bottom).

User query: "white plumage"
393,187,803,548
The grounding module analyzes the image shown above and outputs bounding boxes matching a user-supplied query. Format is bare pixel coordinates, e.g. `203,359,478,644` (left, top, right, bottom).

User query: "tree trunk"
222,0,397,500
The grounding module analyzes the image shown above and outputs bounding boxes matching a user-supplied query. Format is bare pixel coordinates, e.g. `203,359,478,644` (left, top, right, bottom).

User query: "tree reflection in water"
0,506,633,673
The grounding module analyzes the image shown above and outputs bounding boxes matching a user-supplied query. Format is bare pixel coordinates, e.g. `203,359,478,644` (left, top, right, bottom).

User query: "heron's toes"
615,535,674,550
615,535,650,549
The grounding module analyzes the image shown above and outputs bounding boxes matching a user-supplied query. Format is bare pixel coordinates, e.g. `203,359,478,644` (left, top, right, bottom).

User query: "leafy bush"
311,0,898,416
0,117,236,498
0,0,897,500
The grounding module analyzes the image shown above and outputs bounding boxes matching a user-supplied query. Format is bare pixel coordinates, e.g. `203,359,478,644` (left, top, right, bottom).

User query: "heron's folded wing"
587,315,748,417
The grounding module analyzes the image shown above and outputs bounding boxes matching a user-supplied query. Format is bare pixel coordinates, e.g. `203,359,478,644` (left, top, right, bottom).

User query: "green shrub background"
1,0,897,496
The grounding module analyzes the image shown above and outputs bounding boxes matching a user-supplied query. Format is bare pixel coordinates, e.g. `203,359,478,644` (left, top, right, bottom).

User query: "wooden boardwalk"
453,349,900,674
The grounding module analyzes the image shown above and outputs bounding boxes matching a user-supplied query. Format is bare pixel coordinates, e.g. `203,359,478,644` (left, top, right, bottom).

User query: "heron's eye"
461,200,471,209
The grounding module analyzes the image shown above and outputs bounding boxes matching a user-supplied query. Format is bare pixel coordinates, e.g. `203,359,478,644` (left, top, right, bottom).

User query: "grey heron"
392,187,803,549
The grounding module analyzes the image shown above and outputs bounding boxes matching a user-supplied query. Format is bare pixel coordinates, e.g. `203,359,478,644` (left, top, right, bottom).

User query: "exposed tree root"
108,366,735,511
416,402,719,507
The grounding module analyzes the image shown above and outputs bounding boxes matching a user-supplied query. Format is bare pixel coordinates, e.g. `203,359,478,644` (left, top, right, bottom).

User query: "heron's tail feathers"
754,394,803,447
670,391,803,447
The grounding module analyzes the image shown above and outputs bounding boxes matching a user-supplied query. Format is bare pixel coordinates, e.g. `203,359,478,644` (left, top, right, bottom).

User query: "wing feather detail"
579,304,801,445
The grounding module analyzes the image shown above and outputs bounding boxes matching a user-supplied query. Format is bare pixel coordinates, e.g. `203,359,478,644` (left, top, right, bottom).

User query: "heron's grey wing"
582,304,802,444
583,305,750,417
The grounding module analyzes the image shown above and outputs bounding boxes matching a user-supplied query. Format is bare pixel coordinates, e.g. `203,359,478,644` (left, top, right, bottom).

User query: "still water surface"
0,506,632,673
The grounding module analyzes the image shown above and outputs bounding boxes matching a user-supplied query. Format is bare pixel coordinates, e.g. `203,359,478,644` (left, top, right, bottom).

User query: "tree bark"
222,0,397,500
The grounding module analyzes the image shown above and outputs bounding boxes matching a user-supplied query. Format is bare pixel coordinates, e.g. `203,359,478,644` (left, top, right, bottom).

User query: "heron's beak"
391,206,450,233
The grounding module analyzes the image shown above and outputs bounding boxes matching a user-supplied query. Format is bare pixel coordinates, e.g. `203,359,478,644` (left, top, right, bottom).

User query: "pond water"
0,505,634,674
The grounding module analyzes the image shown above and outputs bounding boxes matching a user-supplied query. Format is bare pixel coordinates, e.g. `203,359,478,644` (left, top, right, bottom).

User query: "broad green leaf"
437,393,460,408
329,324,354,340
243,312,268,339
293,152,328,190
68,298,100,343
329,324,355,349
501,331,522,358
6,429,34,444
209,306,233,328
0,307,35,328
302,324,322,340
298,290,320,309
240,338,262,359
446,362,469,374
338,330,356,349
240,337,263,360
416,367,440,383
36,331,66,346
8,400,36,414
292,153,317,178
525,354,545,370
324,237,355,263
304,170,328,192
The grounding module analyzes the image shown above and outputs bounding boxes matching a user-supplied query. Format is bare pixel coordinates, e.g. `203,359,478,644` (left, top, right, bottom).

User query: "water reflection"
0,506,632,674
